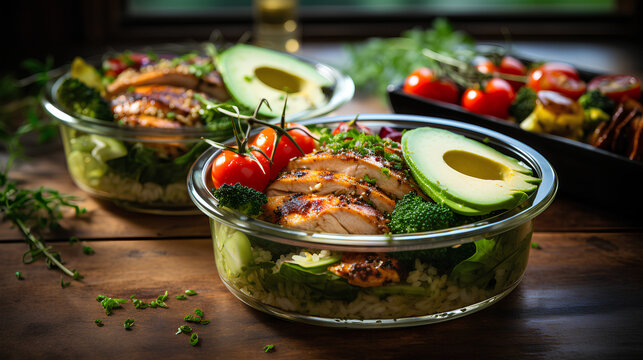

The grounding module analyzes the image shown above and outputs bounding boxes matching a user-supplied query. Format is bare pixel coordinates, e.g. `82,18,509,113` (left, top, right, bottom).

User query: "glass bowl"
41,46,354,214
187,114,557,327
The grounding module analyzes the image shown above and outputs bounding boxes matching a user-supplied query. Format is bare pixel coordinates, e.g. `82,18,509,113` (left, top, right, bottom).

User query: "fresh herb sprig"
345,18,475,96
1,175,86,280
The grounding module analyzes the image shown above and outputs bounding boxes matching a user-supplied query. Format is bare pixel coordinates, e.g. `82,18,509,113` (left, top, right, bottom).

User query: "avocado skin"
401,127,541,216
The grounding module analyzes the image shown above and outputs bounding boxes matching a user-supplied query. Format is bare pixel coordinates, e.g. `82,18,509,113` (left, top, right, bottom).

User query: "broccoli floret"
578,90,616,114
212,183,267,217
57,78,112,121
508,87,538,123
389,193,474,234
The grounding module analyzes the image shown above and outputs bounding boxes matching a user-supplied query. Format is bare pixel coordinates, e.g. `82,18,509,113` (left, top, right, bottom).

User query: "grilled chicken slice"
328,253,403,287
106,59,229,100
261,194,389,234
285,151,419,200
266,169,396,214
111,85,202,127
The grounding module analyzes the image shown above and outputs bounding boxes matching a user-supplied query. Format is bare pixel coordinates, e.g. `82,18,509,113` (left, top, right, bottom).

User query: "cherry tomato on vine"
588,75,641,102
498,56,527,91
211,150,270,191
527,62,586,99
252,123,315,179
461,78,514,119
473,57,498,75
403,67,459,104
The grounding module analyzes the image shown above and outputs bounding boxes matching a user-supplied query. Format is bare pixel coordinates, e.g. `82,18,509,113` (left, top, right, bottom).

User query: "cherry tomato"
588,75,641,102
473,57,498,75
527,62,586,99
211,150,270,191
461,78,515,119
103,58,127,77
252,124,315,179
485,78,515,118
499,56,527,91
403,67,459,104
332,120,372,135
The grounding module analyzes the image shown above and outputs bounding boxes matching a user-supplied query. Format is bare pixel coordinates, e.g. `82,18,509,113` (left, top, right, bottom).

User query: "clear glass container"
41,49,354,214
188,114,557,327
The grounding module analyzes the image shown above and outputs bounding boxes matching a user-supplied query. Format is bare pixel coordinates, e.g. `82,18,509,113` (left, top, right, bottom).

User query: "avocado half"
402,127,541,215
217,44,332,118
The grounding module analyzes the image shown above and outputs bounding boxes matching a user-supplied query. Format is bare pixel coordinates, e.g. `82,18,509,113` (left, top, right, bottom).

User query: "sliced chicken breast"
107,60,229,101
111,85,202,127
265,169,396,214
328,252,403,287
261,194,389,234
285,151,420,200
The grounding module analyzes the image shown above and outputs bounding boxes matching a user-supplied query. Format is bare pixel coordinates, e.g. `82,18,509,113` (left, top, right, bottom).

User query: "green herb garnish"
155,291,169,308
94,319,104,327
200,320,210,325
176,294,187,300
190,333,199,346
319,128,404,170
184,314,201,323
185,289,197,296
96,295,128,315
194,308,204,317
176,325,193,335
82,246,95,255
263,344,275,353
531,242,540,249
123,318,135,330
363,174,377,185
346,18,475,97
15,271,23,280
69,236,79,245
166,112,176,119
60,276,71,288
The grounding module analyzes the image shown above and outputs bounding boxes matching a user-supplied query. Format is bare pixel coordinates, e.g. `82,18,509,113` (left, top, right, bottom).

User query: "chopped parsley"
380,167,390,177
15,271,23,280
263,344,275,353
185,289,197,296
69,236,80,245
96,295,128,315
94,319,104,327
319,129,404,170
123,318,135,330
60,277,71,288
363,174,377,185
176,325,193,335
194,308,204,317
190,333,199,346
531,242,541,249
82,246,95,255
176,294,187,300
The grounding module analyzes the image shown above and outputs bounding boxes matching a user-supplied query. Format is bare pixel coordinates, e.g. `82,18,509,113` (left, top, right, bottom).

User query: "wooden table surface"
2,45,643,359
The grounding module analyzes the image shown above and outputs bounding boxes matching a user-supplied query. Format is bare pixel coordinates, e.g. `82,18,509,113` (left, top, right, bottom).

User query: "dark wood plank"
1,231,641,359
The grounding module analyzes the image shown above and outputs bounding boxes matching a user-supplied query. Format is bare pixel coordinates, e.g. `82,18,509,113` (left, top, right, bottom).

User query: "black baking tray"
388,81,643,208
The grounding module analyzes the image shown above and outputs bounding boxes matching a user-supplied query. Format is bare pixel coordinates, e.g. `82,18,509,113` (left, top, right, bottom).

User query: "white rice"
82,171,190,205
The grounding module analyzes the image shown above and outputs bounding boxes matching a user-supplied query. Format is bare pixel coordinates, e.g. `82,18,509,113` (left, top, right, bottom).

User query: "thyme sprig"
1,174,86,280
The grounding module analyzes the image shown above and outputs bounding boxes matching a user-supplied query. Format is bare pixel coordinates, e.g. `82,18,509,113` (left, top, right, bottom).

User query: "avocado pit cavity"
443,150,509,181
254,66,303,93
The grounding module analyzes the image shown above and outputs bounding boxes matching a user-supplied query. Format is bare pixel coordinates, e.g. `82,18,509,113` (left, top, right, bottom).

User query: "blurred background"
4,0,642,78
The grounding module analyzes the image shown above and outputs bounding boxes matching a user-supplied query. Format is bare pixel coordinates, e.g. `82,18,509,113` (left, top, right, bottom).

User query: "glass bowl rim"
40,44,354,142
188,114,558,251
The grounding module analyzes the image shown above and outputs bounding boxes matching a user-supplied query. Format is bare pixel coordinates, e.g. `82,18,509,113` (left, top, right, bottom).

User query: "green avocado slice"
217,44,332,118
402,127,541,215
